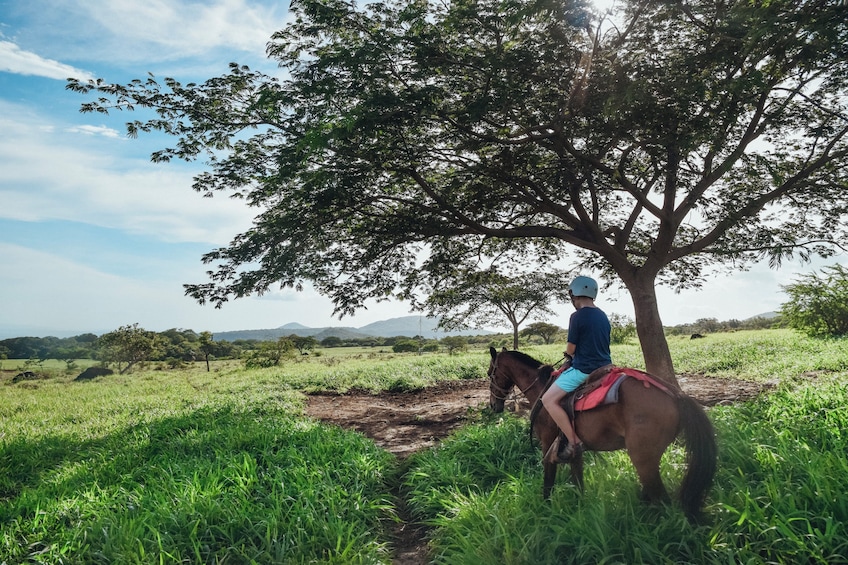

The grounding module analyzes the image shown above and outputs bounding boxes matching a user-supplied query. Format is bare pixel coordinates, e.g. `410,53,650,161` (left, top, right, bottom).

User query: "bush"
609,313,637,344
392,339,420,353
780,264,848,337
243,337,296,368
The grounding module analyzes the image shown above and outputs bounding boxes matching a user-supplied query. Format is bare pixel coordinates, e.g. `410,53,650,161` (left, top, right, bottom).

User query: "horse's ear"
501,346,508,352
489,346,497,360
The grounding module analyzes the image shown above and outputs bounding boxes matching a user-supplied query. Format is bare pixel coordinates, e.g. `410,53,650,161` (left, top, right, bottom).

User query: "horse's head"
488,346,514,412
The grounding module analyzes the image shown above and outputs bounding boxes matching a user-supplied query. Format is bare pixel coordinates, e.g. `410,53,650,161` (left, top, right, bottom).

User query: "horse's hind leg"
542,461,557,499
626,440,669,504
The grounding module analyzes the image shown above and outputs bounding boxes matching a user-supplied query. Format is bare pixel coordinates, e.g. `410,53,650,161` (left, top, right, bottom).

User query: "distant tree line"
10,282,838,372
0,328,240,366
0,328,498,365
664,315,781,337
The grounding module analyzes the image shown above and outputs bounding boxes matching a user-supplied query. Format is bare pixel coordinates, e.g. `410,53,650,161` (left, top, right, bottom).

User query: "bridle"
488,353,542,401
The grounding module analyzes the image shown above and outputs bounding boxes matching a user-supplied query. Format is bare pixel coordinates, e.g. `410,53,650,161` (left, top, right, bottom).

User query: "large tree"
69,0,848,381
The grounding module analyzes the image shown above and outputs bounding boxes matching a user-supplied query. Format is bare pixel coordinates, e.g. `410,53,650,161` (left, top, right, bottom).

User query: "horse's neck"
512,369,544,404
523,384,542,405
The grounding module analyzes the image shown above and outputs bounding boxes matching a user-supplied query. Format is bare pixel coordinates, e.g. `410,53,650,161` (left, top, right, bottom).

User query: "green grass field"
1,329,847,563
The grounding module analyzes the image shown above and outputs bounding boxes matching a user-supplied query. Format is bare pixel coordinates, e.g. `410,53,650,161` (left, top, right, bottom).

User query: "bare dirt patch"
305,373,773,565
305,373,771,458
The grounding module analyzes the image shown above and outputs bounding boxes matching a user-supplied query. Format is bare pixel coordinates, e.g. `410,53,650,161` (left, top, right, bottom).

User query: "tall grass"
0,369,396,563
219,351,486,394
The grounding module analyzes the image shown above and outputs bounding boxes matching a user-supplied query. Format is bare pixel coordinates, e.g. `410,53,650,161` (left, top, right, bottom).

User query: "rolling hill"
212,316,493,342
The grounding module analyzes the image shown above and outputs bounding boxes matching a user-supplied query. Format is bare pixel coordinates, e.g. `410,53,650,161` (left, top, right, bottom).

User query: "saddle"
563,365,678,420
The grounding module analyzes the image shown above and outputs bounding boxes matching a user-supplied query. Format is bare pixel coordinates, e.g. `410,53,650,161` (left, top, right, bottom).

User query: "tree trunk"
625,277,679,386
512,322,520,350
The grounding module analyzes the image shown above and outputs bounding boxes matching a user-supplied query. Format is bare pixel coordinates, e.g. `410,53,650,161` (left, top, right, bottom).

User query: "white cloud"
0,242,155,334
66,124,123,138
0,40,95,81
16,0,292,65
95,0,284,53
0,101,255,244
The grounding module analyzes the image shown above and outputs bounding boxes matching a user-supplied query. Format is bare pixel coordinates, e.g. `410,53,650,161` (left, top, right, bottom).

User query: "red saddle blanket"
572,366,675,412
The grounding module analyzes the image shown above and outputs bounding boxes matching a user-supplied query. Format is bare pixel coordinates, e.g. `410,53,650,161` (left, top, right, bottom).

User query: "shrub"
780,264,848,337
392,339,420,353
609,313,637,344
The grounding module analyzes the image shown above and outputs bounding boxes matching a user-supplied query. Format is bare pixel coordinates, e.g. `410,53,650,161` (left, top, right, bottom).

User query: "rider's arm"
552,343,577,377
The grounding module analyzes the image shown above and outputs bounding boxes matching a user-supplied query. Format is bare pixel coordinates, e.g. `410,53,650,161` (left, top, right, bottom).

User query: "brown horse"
487,347,717,520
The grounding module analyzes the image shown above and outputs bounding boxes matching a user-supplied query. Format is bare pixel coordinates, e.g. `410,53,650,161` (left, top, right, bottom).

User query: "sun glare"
591,0,618,14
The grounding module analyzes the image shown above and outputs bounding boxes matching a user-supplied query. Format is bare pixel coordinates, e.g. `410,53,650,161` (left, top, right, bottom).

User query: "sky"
0,0,843,339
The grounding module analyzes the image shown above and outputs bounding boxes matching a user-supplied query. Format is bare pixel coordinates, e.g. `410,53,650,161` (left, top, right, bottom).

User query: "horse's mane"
504,349,543,368
503,350,556,386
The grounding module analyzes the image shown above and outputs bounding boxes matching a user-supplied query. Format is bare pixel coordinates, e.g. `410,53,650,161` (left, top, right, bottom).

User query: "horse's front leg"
568,451,585,492
536,414,562,499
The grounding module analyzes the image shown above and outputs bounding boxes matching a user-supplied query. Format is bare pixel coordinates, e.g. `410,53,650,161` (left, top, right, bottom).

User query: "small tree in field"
244,337,296,368
425,269,572,350
521,322,563,345
98,324,162,374
440,336,468,355
392,339,420,353
289,334,319,355
199,331,214,372
780,265,848,338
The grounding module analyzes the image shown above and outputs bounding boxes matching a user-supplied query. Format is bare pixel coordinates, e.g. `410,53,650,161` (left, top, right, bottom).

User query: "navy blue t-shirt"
567,306,612,373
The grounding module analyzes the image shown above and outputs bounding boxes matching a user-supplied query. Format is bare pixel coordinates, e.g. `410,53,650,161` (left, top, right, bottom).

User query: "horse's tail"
676,394,717,521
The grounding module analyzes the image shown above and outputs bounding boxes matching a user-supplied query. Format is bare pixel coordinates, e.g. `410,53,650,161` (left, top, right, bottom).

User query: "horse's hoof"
566,442,584,461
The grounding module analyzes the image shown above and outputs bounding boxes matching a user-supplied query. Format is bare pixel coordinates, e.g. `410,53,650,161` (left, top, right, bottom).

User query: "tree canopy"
69,0,848,380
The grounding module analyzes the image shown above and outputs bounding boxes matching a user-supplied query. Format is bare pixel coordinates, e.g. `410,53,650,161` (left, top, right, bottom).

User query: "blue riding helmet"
569,276,599,299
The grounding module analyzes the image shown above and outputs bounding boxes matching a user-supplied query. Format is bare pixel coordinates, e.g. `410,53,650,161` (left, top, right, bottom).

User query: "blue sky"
0,0,841,339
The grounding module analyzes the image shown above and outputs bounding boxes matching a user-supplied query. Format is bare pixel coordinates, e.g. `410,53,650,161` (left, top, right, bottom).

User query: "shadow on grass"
0,405,398,563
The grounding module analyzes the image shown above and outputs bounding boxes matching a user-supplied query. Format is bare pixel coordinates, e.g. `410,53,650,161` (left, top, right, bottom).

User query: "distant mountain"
749,311,779,319
213,315,492,342
358,316,451,337
279,322,311,330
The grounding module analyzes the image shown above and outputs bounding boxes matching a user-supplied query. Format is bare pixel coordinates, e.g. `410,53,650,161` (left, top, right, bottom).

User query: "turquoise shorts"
553,366,590,393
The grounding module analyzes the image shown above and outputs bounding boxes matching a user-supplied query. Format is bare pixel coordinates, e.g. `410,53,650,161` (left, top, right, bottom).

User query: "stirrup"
544,436,562,464
545,436,582,465
561,441,584,463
